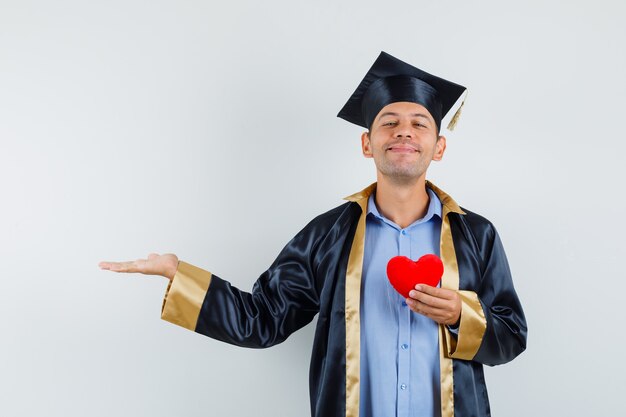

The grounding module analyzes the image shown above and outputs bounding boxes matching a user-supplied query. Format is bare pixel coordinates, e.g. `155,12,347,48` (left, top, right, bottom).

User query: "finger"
413,284,456,300
98,261,123,270
100,260,139,273
406,299,445,320
407,299,455,324
109,261,133,272
408,290,449,309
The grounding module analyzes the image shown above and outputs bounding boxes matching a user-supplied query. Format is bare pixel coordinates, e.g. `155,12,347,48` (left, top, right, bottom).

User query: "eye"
413,122,427,128
383,121,397,127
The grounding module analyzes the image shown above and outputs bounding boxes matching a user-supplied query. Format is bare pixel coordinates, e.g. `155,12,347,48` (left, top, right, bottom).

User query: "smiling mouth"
387,146,419,152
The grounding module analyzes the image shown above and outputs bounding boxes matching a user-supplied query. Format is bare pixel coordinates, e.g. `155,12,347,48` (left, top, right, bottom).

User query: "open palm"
98,253,179,280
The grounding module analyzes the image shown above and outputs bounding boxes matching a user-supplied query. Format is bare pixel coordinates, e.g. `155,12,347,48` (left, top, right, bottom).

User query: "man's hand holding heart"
406,285,461,326
386,254,462,326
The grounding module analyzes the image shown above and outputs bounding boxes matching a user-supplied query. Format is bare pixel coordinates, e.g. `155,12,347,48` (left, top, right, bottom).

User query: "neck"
373,173,430,229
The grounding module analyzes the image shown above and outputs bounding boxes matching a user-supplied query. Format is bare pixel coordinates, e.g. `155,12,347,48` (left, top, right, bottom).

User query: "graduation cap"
337,51,468,132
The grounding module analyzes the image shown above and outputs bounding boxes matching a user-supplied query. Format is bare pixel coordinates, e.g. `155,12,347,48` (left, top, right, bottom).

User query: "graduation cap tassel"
447,90,468,131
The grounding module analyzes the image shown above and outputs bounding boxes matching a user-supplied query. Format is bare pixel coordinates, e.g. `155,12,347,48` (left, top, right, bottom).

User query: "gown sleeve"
160,220,323,349
446,223,528,366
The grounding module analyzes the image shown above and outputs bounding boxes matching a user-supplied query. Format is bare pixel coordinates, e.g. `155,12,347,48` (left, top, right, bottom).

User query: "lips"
387,145,418,152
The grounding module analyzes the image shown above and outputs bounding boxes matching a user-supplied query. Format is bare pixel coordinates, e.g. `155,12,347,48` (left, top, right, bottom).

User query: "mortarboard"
337,51,468,132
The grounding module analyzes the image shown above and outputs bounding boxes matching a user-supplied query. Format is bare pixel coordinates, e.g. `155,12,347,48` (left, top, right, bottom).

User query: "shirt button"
401,301,407,306
401,230,406,235
400,384,407,390
401,343,408,350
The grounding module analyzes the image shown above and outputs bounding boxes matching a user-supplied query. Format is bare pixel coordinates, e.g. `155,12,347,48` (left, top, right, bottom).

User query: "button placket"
397,227,411,416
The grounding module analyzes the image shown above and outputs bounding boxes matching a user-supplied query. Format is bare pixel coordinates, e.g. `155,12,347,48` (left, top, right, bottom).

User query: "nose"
393,120,413,139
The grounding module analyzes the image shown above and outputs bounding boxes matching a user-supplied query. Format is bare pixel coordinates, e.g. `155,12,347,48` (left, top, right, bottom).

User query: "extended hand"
98,253,179,280
406,284,461,326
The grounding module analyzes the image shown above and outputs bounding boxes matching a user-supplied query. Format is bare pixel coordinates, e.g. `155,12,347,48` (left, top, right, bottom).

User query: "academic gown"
161,180,528,417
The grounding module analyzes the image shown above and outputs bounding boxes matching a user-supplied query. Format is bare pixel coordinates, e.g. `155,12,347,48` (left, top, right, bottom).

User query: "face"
361,101,446,185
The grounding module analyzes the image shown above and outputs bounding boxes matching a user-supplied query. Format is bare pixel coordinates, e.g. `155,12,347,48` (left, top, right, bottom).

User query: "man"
99,51,527,417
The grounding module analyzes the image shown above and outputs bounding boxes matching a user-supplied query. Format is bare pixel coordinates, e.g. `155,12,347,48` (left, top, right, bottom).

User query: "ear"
361,131,373,158
432,134,446,161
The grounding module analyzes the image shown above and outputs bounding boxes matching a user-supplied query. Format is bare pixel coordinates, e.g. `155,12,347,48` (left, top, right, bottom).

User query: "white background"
1,0,625,416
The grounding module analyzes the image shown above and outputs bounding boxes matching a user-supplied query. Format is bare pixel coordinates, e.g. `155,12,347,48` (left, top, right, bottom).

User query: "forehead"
375,101,434,121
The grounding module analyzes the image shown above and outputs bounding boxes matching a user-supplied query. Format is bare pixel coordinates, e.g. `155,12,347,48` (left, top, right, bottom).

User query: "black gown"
161,180,528,417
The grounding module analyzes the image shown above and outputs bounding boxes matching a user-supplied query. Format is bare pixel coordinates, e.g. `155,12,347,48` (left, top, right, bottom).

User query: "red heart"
386,254,444,299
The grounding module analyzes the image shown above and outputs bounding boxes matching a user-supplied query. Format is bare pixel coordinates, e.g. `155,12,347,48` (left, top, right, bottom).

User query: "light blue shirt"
360,187,443,417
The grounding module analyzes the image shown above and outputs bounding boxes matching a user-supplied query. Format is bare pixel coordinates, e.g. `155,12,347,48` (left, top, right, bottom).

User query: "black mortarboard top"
337,51,468,132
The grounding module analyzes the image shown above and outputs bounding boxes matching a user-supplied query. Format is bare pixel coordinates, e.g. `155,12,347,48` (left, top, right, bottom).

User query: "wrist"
449,311,461,329
167,260,180,280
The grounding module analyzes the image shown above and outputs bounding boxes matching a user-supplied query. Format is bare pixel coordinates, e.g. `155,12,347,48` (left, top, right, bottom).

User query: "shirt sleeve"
446,322,459,336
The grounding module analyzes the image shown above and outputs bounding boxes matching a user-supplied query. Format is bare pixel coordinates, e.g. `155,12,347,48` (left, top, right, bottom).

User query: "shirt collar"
366,187,442,230
343,180,465,216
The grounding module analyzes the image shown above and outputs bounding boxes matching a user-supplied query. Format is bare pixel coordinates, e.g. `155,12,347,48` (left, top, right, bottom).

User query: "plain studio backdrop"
1,0,624,416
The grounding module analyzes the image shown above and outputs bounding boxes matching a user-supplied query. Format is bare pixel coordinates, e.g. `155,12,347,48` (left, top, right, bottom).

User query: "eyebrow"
377,112,431,122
